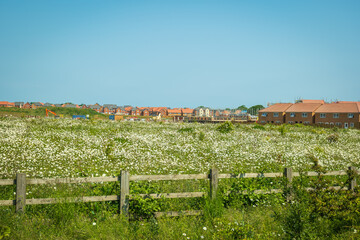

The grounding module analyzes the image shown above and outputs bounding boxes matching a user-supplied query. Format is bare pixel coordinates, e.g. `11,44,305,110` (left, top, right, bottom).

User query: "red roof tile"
301,99,325,104
0,101,14,106
285,103,323,113
315,102,360,113
259,103,292,113
167,109,182,114
182,108,194,114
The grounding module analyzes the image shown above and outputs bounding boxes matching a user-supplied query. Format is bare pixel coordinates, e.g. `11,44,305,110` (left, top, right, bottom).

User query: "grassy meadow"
1,117,360,239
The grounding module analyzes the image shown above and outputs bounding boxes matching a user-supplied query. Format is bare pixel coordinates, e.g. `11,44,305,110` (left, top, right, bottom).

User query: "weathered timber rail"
0,167,357,217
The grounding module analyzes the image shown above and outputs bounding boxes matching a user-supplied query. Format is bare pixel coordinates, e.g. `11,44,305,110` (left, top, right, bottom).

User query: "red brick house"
141,108,150,116
150,107,168,116
258,103,293,124
23,102,31,109
103,107,110,114
167,108,182,116
182,108,194,117
314,102,360,129
31,102,44,109
0,101,15,107
213,110,221,117
284,102,323,124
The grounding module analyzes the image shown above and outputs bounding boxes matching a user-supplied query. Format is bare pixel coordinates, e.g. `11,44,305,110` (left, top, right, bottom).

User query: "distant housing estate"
258,100,360,129
0,101,249,119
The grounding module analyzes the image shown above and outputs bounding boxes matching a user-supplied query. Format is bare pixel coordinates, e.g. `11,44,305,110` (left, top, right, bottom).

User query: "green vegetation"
0,118,360,239
236,105,248,111
0,107,107,119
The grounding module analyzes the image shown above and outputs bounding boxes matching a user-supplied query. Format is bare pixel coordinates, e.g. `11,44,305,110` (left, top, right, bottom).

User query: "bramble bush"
216,121,234,133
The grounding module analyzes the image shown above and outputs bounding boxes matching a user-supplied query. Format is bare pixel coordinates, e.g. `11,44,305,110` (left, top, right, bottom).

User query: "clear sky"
1,0,359,108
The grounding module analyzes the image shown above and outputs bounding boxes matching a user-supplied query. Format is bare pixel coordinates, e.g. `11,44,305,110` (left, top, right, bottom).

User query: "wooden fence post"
210,168,218,199
283,168,293,201
16,173,26,213
120,170,129,216
348,166,357,191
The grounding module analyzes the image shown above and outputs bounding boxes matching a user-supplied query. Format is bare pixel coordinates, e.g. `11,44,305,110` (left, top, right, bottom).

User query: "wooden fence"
0,167,357,217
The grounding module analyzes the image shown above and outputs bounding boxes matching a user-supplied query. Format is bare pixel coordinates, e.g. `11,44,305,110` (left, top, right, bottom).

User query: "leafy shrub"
199,131,205,141
278,125,287,135
216,122,234,133
276,158,360,238
178,127,193,133
252,124,265,130
130,196,164,219
327,133,339,143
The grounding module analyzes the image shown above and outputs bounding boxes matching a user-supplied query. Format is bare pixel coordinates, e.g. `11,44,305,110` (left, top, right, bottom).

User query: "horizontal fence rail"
0,167,357,217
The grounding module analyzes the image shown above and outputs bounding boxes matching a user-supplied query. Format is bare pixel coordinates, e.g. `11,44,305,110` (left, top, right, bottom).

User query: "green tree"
247,105,264,115
236,105,248,111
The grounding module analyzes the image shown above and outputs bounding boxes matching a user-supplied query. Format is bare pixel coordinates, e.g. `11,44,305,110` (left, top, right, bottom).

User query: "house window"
320,113,326,118
348,113,354,118
350,123,354,128
261,113,268,117
302,113,308,118
260,121,265,123
273,112,279,117
333,113,339,118
304,121,310,124
275,121,280,123
290,113,295,117
288,121,294,124
199,109,204,117
336,122,341,126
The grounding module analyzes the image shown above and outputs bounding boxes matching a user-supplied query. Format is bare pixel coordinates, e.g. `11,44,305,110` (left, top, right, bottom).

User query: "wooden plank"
348,166,357,191
130,174,209,181
325,171,347,176
218,172,282,179
16,173,26,213
0,200,15,206
154,210,203,218
293,171,347,177
120,171,129,215
284,168,293,202
210,168,218,199
0,179,15,186
305,186,345,191
27,176,119,185
219,173,257,179
25,195,119,205
129,192,205,199
226,189,283,195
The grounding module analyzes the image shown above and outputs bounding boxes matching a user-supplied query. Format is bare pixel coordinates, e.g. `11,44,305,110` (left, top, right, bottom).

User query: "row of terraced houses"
0,101,247,118
258,100,360,129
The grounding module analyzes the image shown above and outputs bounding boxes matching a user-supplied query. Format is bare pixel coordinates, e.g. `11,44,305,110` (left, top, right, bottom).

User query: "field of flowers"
1,117,360,239
1,117,359,178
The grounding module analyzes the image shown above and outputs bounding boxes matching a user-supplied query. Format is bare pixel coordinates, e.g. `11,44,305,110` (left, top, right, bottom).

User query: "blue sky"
1,0,359,108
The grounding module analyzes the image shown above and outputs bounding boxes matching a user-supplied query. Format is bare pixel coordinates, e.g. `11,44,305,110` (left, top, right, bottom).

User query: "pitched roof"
285,103,323,113
315,102,360,113
0,101,15,106
301,99,325,104
32,102,44,106
259,103,293,113
167,109,182,114
182,108,194,114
